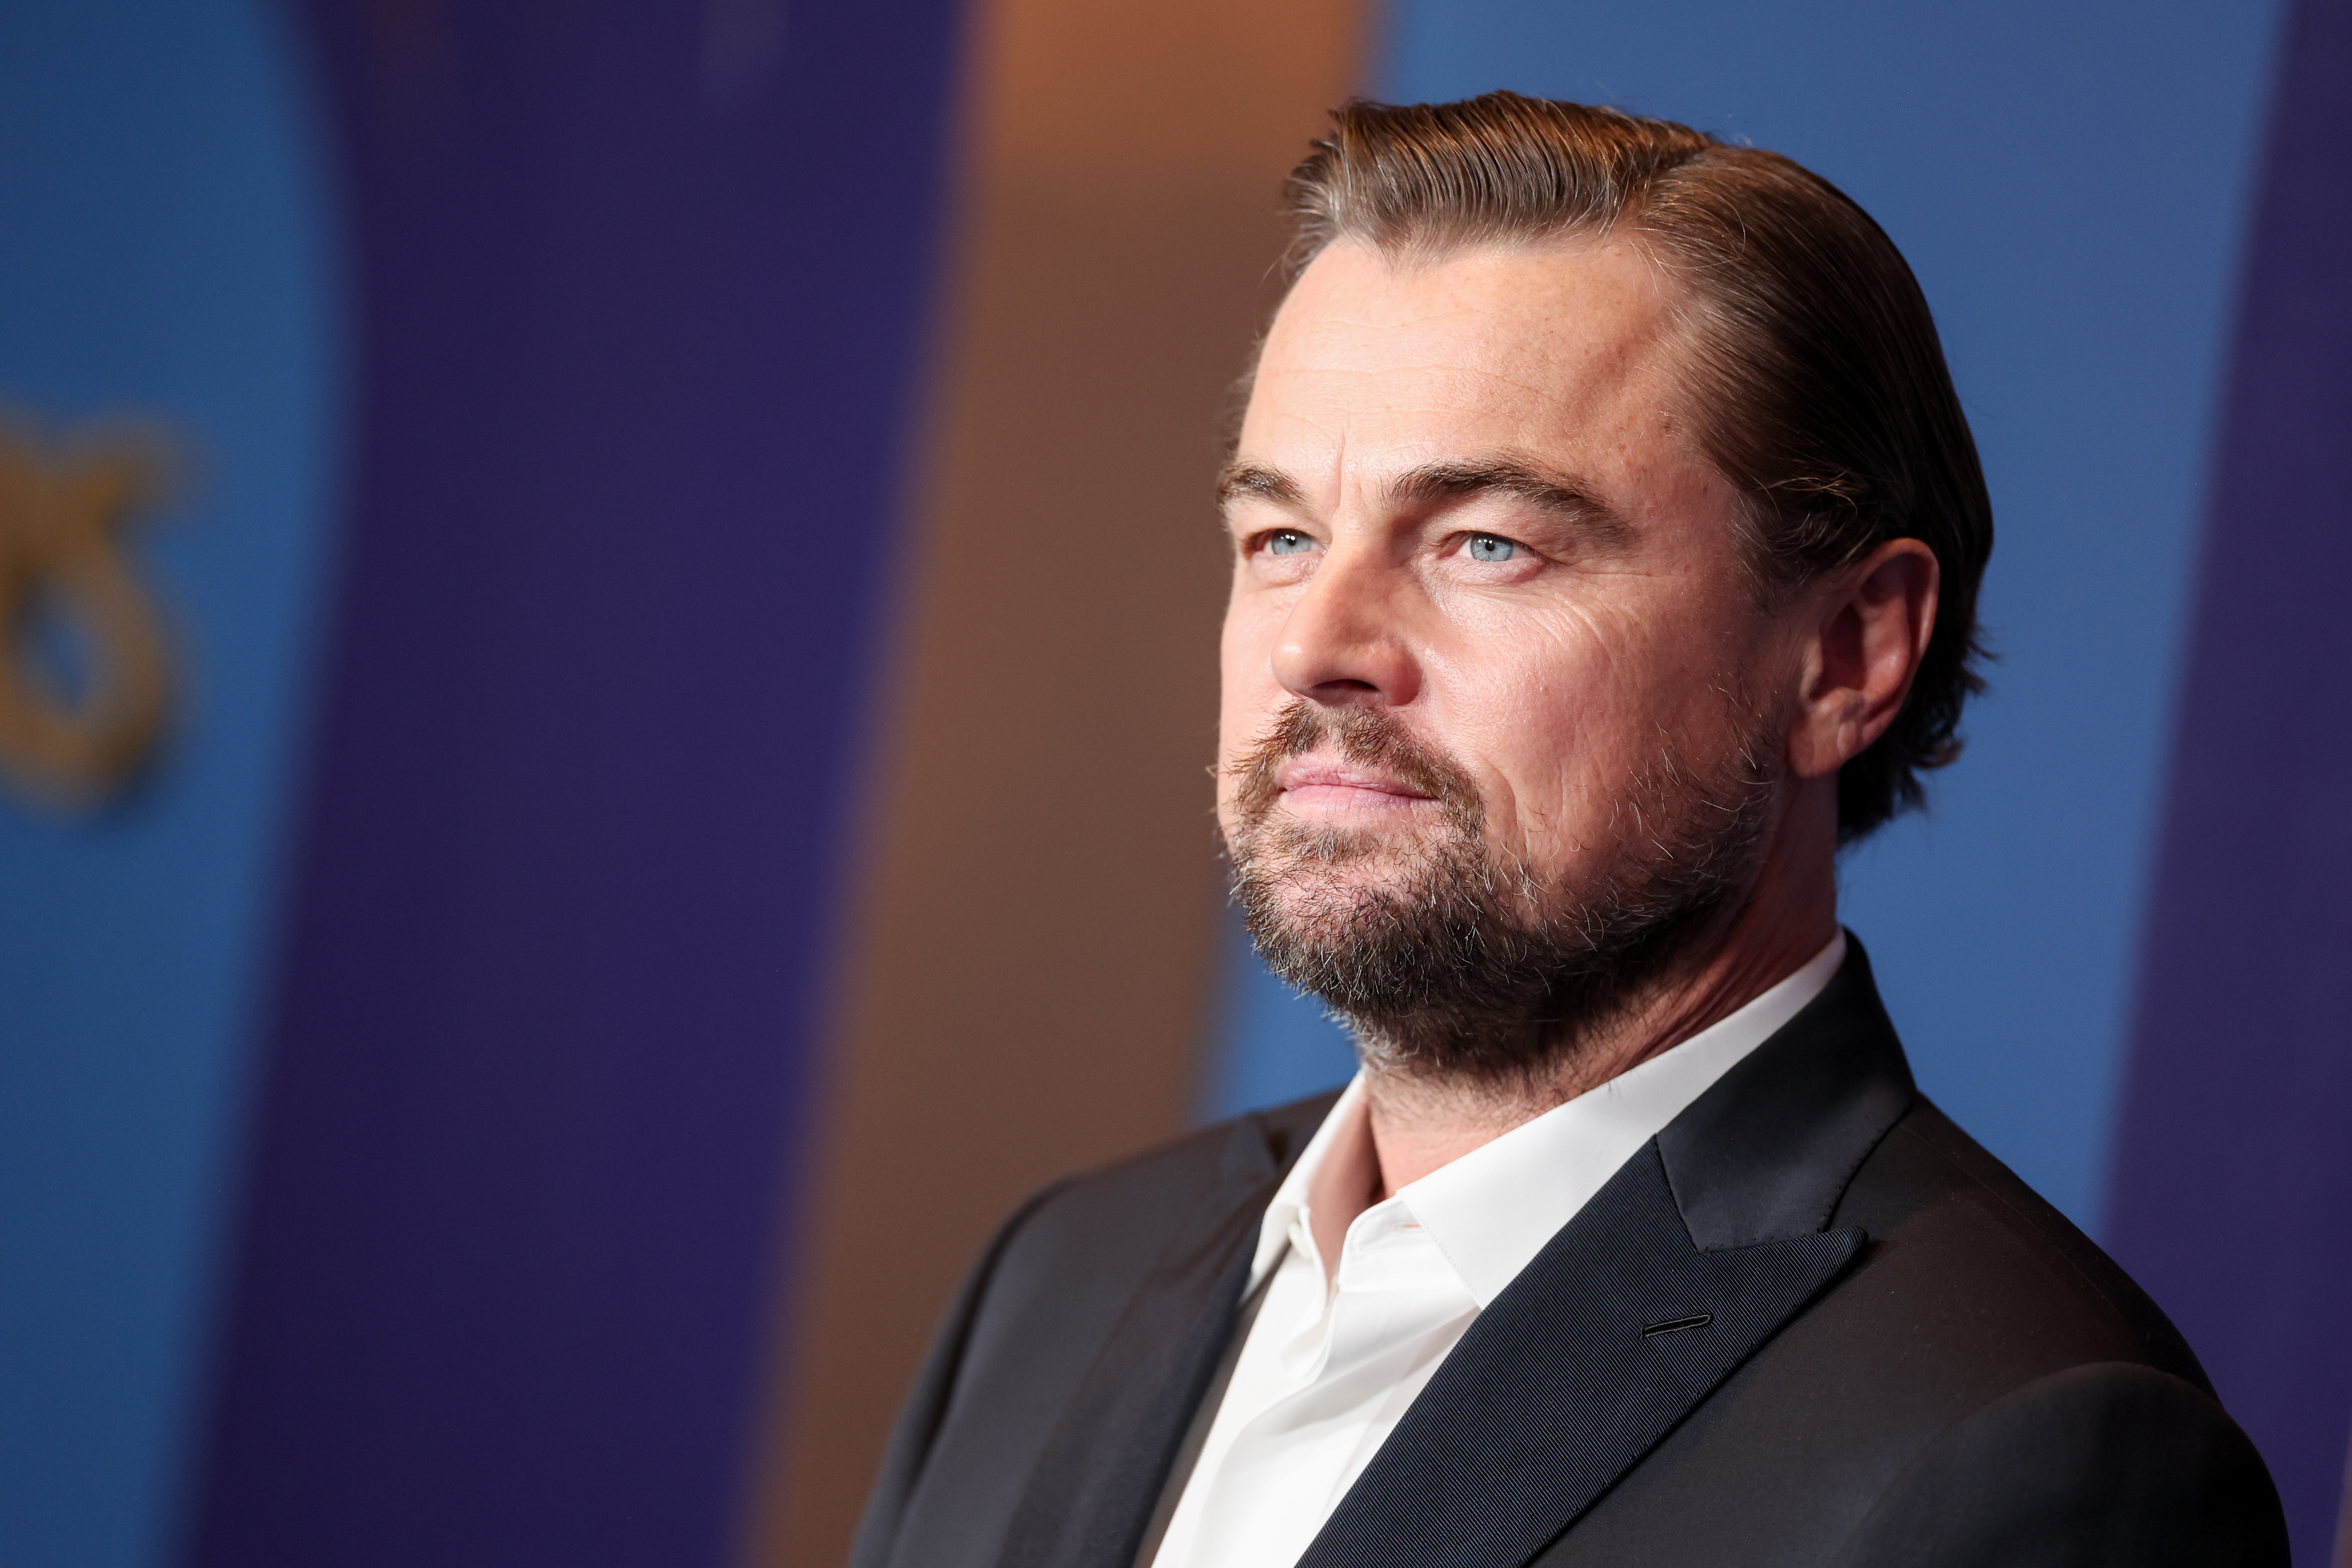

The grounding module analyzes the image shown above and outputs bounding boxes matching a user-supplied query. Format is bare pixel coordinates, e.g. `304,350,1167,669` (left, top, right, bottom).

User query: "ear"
1786,538,1940,780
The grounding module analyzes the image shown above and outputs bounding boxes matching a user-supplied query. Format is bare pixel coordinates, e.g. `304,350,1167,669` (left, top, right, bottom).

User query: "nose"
1269,545,1422,708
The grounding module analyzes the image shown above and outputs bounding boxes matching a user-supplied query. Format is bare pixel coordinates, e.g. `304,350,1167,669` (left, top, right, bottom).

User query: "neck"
1359,779,1840,1198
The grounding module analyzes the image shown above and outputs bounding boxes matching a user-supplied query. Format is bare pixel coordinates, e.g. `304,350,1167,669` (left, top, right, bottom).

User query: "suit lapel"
1299,1141,1862,1568
999,1095,1336,1568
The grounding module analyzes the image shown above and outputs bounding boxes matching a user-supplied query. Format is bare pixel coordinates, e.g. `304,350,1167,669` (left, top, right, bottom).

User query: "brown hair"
1280,92,1993,842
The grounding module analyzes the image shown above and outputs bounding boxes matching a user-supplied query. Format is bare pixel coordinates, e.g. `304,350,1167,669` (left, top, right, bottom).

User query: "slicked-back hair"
1281,93,1993,842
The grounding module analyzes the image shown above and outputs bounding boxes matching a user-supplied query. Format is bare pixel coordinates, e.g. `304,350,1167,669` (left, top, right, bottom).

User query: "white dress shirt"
1143,932,1847,1568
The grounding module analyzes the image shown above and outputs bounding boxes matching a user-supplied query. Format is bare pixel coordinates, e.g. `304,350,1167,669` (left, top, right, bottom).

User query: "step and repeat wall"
1,1,2344,1566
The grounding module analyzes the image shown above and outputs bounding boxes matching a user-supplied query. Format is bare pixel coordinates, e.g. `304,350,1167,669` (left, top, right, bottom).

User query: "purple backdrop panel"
2106,0,2352,1559
187,3,964,1565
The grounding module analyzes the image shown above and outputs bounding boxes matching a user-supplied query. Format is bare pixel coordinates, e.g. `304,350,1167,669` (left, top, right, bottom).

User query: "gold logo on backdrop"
0,424,176,807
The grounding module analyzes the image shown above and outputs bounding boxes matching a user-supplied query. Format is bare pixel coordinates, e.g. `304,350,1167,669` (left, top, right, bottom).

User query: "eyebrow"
1387,457,1632,546
1214,461,1304,510
1216,455,1632,548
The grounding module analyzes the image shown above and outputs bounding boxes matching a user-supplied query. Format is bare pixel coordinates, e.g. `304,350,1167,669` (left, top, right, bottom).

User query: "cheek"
1216,598,1285,779
1428,595,1724,848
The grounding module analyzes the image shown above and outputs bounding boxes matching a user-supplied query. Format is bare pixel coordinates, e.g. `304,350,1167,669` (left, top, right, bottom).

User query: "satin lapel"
998,1104,1321,1568
1299,1141,1862,1568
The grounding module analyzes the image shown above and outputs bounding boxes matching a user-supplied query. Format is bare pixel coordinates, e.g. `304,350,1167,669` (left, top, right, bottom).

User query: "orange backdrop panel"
744,1,1365,1563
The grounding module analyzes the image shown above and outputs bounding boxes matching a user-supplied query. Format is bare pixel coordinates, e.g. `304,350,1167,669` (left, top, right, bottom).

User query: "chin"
1250,857,1460,956
1271,811,1443,862
1260,861,1410,911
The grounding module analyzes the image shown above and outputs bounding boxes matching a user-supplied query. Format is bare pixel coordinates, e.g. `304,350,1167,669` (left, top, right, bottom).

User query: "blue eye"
1266,530,1314,556
1468,534,1517,563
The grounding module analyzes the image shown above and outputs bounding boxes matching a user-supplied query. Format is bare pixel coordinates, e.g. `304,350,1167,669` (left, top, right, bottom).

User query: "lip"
1275,754,1434,813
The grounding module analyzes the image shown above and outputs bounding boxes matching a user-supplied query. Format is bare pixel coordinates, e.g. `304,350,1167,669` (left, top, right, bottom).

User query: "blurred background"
3,0,2347,1564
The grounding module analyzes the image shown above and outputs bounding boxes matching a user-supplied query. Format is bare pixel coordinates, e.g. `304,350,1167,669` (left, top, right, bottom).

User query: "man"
850,93,2286,1568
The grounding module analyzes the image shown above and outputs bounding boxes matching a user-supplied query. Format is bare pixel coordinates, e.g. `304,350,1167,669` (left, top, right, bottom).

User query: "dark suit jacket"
851,942,2287,1567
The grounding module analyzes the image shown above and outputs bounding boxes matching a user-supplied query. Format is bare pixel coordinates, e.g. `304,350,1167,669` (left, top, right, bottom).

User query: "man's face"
1216,236,1810,1068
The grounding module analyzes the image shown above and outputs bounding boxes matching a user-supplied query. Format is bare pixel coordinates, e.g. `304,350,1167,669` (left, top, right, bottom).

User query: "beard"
1223,698,1779,1086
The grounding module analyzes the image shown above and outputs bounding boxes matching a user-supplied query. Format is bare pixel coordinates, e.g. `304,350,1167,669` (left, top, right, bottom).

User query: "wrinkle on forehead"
1271,236,1685,372
1239,236,1711,505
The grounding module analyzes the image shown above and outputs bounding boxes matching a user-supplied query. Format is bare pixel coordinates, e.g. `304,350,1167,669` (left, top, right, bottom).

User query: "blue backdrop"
2107,1,2352,1555
0,5,341,1565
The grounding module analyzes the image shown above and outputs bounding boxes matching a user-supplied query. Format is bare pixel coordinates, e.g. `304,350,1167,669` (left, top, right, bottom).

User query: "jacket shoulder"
994,1088,1336,1300
1826,1361,2287,1566
1835,1099,2209,1392
1541,1100,2238,1568
849,1091,1337,1568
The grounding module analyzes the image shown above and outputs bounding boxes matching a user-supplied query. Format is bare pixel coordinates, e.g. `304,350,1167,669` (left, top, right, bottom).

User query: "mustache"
1228,700,1485,834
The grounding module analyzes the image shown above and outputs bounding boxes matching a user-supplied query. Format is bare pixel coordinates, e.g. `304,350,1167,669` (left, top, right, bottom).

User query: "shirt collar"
1249,1073,1367,1289
1250,930,1847,1305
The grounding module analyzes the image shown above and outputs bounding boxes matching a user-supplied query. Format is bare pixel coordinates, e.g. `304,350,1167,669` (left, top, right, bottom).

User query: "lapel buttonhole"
1639,1313,1714,1338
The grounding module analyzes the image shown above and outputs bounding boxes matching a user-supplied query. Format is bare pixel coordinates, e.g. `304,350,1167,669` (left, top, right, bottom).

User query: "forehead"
1241,237,1699,480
